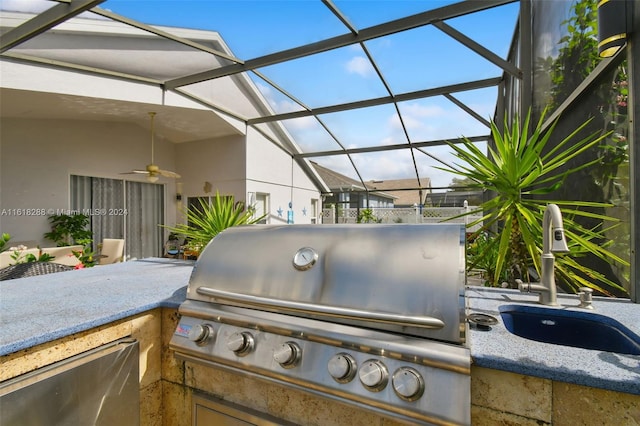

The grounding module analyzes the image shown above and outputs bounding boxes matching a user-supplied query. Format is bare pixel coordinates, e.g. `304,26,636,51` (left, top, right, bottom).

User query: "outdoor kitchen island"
0,258,638,426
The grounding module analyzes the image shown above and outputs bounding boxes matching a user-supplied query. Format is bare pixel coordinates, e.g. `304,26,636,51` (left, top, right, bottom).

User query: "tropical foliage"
72,245,98,268
163,191,266,253
10,249,53,264
0,233,10,253
466,232,507,286
44,213,92,246
436,108,628,296
357,208,381,223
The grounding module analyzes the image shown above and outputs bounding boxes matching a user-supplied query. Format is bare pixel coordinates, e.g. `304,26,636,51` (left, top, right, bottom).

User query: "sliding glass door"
125,180,164,259
70,175,164,259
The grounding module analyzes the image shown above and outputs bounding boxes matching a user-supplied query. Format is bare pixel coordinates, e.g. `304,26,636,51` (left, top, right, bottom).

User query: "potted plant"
44,213,93,247
436,107,628,296
163,191,266,256
164,232,182,258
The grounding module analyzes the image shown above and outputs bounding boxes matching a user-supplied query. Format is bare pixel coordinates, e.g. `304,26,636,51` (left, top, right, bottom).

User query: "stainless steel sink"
499,304,640,355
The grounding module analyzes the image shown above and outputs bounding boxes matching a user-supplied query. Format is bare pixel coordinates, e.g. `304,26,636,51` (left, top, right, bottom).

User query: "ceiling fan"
123,112,180,182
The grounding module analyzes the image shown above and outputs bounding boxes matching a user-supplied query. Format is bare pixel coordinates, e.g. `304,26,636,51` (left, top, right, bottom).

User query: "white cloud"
256,82,273,97
284,116,317,131
386,103,445,141
402,103,446,119
385,100,493,143
1,0,49,13
277,99,304,114
345,56,374,78
256,82,307,115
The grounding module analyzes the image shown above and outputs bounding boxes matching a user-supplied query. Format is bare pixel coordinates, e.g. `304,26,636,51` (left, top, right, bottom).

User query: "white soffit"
0,87,242,143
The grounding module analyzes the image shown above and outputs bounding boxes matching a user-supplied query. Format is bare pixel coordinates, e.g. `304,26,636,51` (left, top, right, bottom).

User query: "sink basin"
499,304,640,355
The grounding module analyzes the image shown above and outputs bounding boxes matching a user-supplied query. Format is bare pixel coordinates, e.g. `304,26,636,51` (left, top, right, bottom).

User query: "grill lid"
187,224,467,344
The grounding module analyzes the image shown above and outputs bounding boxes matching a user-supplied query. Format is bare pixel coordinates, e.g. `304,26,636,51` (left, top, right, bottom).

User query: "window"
70,175,164,259
254,193,269,224
310,199,318,224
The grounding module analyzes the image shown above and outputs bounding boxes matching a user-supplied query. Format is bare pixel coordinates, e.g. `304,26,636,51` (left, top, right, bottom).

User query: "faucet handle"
515,279,527,292
578,287,594,309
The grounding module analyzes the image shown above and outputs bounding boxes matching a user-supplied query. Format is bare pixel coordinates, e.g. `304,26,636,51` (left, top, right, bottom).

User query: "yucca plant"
163,191,266,253
436,108,628,296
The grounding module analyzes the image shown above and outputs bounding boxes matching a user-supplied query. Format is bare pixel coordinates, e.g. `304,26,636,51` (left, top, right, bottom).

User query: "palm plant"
436,108,628,296
163,191,266,253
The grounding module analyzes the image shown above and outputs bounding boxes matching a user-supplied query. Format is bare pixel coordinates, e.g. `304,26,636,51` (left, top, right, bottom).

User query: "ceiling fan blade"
158,169,181,178
121,170,150,175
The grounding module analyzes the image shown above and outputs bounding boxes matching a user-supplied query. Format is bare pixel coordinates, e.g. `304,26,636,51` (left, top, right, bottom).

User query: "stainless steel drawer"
0,338,139,426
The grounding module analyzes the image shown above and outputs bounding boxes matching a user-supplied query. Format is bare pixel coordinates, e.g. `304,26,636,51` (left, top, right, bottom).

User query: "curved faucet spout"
520,204,570,305
543,204,570,254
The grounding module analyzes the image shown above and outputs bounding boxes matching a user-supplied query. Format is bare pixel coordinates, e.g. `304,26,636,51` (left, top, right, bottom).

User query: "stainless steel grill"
170,224,470,425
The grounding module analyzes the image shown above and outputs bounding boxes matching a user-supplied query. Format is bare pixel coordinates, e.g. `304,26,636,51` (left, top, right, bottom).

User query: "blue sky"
2,0,520,188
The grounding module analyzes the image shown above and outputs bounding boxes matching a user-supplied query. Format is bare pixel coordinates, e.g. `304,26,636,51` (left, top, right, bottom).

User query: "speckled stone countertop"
2,262,639,397
0,258,192,356
466,286,640,395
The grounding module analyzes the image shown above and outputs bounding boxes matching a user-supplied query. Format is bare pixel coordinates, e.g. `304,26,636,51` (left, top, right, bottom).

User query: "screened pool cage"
0,0,637,300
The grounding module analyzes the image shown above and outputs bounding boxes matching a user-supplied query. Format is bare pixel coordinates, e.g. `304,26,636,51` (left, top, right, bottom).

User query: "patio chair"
0,262,74,281
98,238,125,265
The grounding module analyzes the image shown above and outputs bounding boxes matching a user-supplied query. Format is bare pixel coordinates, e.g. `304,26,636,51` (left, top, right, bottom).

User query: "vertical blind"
70,175,164,259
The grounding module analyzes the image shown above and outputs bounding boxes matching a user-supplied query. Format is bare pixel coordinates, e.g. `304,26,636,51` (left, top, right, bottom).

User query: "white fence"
321,206,483,232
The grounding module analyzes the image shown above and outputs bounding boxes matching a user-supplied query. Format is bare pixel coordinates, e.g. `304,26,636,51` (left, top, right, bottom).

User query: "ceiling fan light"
147,175,159,183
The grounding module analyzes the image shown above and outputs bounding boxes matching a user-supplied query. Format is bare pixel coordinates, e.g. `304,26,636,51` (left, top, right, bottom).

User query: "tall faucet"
518,204,570,305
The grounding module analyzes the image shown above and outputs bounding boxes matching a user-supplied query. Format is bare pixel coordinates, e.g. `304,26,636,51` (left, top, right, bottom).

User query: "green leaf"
162,191,266,251
438,107,628,296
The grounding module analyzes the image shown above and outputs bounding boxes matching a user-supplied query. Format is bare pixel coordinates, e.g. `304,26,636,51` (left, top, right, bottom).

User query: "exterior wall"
0,117,178,246
245,127,320,224
0,107,322,242
173,134,247,223
172,128,321,226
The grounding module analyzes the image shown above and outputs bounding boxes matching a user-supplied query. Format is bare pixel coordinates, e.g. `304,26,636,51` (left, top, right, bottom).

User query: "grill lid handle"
196,287,445,330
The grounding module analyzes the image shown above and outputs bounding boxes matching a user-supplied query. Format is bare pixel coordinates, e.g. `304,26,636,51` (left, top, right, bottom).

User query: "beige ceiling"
0,87,241,143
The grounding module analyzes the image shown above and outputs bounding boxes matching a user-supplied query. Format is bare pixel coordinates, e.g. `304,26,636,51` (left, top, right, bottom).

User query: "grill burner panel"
171,302,470,425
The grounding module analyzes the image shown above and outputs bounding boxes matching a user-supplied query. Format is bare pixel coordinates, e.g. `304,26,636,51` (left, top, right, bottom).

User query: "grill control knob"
392,367,425,401
358,359,388,391
328,353,357,383
188,324,214,344
226,332,254,356
273,342,301,368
